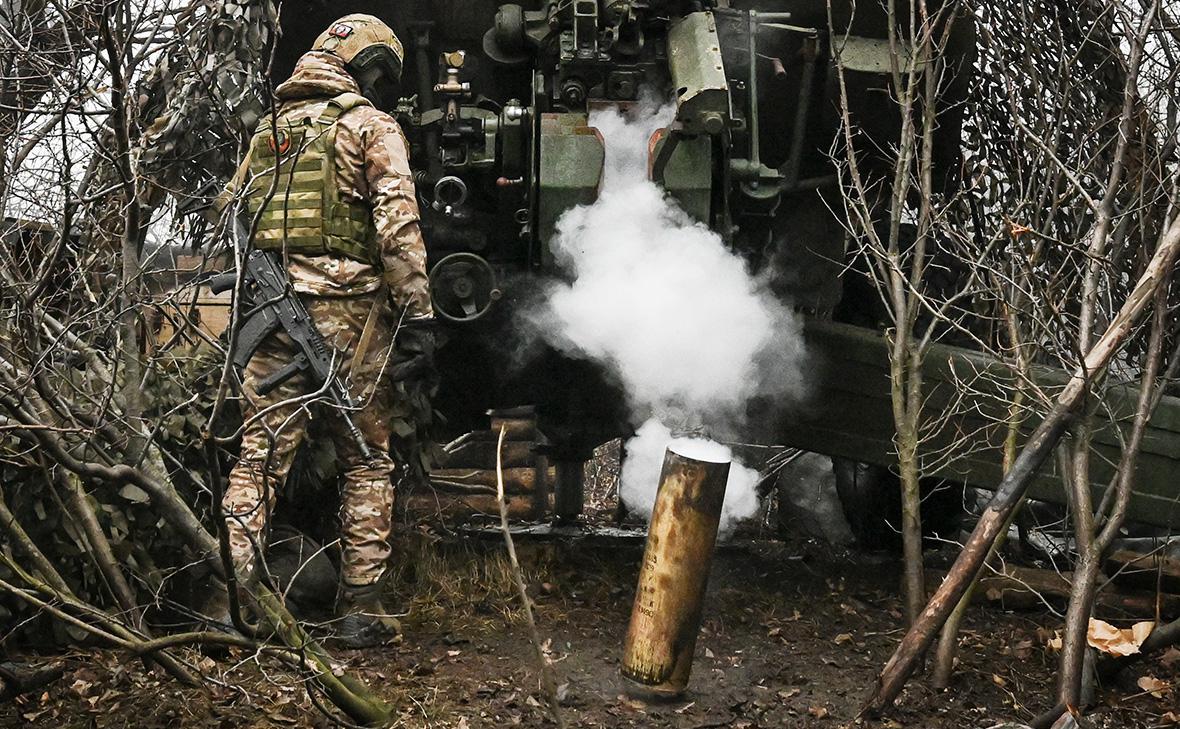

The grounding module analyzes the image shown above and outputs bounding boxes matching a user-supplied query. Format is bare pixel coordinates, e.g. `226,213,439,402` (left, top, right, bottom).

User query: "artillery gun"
263,1,1180,536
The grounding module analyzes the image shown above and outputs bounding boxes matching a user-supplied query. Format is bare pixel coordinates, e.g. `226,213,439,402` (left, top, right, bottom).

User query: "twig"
494,425,566,728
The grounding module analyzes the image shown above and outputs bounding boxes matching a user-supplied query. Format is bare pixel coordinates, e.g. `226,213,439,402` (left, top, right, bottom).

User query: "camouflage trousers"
224,292,410,588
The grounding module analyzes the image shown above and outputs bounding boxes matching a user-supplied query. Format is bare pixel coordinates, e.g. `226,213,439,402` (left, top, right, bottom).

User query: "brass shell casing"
621,448,730,699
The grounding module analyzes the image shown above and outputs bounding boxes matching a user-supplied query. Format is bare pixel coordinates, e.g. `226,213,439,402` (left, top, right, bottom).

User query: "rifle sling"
349,287,387,380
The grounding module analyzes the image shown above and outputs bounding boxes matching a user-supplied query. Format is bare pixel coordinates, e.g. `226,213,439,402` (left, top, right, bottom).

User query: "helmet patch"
329,23,354,38
268,129,291,156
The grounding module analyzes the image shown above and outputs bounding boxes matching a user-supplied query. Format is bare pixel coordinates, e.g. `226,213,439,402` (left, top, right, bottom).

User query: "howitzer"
211,222,373,460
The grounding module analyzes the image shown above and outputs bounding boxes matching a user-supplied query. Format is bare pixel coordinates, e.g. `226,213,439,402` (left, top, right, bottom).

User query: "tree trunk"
862,217,1180,716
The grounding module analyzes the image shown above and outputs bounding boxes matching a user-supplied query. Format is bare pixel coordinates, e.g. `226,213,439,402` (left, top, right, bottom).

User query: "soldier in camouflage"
211,14,433,647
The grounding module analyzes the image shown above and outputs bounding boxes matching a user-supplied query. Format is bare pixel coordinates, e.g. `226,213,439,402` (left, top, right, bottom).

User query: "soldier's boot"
334,581,402,649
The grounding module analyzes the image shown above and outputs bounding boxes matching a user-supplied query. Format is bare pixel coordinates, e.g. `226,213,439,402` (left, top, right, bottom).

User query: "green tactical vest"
244,92,379,264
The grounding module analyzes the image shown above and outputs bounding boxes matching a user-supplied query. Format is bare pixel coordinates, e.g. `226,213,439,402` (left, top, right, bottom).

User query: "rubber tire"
833,458,966,551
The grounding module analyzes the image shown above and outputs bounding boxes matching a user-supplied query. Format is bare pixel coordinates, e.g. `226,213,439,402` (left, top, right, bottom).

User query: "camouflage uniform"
221,50,431,589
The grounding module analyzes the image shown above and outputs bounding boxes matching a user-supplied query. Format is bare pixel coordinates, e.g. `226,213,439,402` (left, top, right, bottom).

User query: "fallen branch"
927,565,1180,619
249,586,392,726
0,660,66,702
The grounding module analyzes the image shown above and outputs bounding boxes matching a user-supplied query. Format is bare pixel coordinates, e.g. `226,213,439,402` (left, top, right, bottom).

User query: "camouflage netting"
138,0,277,197
957,0,1174,366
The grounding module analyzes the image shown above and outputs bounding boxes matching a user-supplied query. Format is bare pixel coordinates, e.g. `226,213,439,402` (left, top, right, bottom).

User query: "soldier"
209,14,433,647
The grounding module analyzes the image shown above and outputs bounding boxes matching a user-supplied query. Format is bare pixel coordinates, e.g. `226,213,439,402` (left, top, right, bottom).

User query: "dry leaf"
834,633,853,645
1009,221,1033,237
1087,619,1155,657
808,706,829,718
1159,647,1180,668
992,673,1007,688
704,647,715,659
1046,631,1063,651
1137,675,1171,699
1158,711,1180,725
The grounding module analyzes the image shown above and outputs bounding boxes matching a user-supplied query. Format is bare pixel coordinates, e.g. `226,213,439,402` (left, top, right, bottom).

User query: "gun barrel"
341,412,374,461
210,271,238,295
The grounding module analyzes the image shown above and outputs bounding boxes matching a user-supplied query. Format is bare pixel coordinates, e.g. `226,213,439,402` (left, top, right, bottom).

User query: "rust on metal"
621,447,730,699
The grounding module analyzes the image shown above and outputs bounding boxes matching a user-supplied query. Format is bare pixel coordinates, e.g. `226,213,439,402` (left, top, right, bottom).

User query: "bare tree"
0,1,391,723
857,1,1180,721
827,0,985,626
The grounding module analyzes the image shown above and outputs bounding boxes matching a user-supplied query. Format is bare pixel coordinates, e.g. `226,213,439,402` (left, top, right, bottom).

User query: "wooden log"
532,453,551,520
488,405,537,419
1105,549,1180,593
926,565,1180,619
489,417,537,441
399,492,542,521
430,467,554,494
439,437,535,469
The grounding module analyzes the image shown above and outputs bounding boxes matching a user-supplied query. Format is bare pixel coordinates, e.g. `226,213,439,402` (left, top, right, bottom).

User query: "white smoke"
532,100,807,534
620,420,762,536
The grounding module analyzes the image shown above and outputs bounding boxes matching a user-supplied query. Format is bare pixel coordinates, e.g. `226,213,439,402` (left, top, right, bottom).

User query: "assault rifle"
210,221,372,460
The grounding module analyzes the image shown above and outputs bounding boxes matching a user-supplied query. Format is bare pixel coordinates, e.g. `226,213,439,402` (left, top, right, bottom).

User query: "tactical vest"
244,92,379,264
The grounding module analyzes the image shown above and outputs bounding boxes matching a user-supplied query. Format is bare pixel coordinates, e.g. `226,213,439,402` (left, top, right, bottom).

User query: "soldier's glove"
389,322,437,383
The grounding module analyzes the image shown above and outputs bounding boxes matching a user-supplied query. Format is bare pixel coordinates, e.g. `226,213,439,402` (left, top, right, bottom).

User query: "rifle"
210,221,373,460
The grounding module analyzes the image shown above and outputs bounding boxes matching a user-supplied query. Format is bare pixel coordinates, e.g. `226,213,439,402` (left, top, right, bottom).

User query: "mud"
2,536,1173,728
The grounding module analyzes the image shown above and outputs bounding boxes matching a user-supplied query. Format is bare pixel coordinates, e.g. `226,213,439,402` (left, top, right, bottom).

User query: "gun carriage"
216,0,1180,533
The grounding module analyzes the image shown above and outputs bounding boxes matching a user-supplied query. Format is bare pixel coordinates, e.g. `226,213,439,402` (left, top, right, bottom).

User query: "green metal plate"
781,319,1180,528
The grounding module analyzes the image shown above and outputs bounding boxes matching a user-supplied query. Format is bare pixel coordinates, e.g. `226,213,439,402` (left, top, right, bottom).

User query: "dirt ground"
4,527,1180,729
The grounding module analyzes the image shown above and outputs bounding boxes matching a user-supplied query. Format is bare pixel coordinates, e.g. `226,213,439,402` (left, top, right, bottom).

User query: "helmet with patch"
313,14,404,106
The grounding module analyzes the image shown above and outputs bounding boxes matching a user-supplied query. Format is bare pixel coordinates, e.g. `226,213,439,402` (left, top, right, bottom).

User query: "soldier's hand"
389,324,437,383
397,325,435,357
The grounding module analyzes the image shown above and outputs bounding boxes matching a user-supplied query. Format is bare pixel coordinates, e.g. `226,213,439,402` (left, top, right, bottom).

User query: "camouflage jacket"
222,52,432,321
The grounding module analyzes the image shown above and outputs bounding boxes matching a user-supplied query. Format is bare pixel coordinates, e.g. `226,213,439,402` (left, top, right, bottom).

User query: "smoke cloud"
620,420,762,535
530,100,807,534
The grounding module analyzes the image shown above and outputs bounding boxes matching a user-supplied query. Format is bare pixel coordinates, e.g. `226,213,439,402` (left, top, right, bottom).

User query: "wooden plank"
439,437,535,469
400,492,540,521
1106,548,1180,590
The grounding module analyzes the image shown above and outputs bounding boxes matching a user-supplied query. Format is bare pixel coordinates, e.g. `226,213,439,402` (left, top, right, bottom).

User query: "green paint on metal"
537,112,605,267
781,319,1180,528
655,134,713,223
668,12,730,135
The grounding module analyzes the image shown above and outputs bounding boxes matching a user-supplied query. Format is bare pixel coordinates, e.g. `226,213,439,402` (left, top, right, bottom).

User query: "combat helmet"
313,14,404,107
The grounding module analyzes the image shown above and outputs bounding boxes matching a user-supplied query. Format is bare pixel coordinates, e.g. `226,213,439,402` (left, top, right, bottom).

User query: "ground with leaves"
3,534,1178,728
